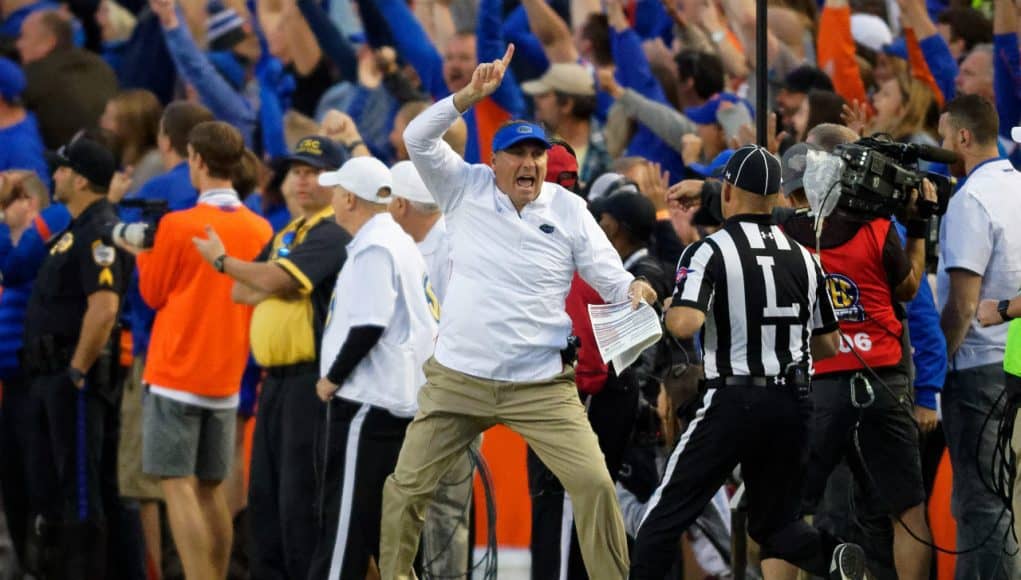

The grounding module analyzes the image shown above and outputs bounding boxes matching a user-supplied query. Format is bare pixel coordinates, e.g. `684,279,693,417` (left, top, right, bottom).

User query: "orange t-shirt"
138,201,272,398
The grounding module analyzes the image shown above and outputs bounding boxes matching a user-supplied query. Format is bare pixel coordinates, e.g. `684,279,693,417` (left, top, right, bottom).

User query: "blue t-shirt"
0,204,71,379
122,162,198,357
0,113,51,190
244,193,291,232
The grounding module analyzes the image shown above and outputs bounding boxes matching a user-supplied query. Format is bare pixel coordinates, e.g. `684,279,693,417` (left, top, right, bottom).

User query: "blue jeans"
942,364,1020,580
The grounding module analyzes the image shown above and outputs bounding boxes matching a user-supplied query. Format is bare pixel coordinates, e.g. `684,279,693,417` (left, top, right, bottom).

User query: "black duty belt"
704,375,787,389
266,361,319,379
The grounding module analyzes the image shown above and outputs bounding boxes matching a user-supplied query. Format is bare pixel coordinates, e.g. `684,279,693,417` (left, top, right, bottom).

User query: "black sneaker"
829,543,866,580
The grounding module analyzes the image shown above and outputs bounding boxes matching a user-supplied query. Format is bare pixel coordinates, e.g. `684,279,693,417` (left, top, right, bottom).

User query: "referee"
630,145,866,580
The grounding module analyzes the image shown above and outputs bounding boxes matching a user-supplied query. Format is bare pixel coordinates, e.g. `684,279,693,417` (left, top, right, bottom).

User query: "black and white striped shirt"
672,214,838,379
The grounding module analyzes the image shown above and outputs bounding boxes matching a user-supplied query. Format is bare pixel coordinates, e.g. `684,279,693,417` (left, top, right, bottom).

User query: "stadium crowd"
0,0,1021,578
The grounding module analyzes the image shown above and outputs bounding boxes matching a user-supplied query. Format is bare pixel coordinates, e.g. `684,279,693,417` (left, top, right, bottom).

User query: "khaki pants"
380,358,629,580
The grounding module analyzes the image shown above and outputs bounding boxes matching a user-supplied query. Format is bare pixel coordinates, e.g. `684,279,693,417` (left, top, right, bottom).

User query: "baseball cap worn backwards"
721,145,782,196
46,137,117,190
492,122,552,153
318,157,393,204
286,136,347,171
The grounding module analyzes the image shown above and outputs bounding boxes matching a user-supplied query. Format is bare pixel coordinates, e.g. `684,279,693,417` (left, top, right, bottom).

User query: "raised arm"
479,0,525,116
994,0,1021,138
901,0,957,101
406,47,516,213
602,70,695,156
501,6,551,71
369,0,449,99
151,0,256,147
815,0,868,107
296,0,357,81
522,0,579,63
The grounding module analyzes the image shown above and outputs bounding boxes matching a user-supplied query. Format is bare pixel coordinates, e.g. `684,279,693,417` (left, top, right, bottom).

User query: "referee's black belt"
704,375,786,389
266,361,319,379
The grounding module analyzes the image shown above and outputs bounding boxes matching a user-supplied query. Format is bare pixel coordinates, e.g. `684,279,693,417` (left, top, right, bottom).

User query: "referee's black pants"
248,363,322,580
630,385,840,579
308,398,411,579
528,376,639,580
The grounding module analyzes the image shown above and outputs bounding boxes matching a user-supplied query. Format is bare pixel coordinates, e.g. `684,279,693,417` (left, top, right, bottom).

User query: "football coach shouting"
379,45,657,580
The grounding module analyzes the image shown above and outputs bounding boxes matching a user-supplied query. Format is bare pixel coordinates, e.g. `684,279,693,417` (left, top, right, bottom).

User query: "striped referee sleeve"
809,258,839,335
671,241,716,313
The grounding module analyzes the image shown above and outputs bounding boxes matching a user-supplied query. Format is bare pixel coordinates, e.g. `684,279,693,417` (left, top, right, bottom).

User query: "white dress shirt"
404,96,635,382
419,216,451,304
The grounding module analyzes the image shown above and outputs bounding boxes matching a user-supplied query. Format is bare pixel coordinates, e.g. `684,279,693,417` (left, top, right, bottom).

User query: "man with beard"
937,94,1021,579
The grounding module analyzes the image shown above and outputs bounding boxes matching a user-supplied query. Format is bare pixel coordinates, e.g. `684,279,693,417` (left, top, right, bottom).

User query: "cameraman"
777,135,937,580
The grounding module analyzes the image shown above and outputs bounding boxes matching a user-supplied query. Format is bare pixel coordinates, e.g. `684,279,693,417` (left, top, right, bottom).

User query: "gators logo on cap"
516,125,533,134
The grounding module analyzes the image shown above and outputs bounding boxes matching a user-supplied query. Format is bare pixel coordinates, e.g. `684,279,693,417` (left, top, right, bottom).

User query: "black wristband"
905,219,928,239
999,299,1014,322
213,254,227,273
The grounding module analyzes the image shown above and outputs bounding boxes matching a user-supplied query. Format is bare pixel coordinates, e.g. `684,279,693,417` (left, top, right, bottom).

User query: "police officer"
630,145,866,580
22,136,129,580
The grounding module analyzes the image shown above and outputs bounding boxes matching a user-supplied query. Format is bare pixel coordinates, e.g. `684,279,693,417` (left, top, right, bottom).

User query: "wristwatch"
998,299,1014,322
213,254,227,273
344,140,365,152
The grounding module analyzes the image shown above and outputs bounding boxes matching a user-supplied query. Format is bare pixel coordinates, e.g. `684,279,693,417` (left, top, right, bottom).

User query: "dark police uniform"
630,146,859,580
22,197,129,579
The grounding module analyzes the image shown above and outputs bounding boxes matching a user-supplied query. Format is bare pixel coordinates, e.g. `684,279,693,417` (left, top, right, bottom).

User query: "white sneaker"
829,543,866,580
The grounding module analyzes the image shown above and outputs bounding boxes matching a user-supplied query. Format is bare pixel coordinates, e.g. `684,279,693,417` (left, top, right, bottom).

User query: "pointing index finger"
501,44,515,67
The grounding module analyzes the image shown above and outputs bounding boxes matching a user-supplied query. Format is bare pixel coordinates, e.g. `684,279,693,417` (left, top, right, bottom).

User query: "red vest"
811,218,903,374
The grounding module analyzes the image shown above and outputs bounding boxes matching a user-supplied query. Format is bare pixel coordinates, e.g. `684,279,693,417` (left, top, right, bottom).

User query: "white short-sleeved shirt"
937,159,1021,370
319,213,439,416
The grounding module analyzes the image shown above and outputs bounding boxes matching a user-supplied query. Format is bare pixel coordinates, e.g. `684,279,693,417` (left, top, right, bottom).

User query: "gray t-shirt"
937,158,1021,370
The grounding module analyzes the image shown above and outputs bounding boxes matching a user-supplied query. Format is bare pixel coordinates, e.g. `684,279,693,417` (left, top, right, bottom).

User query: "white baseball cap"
850,14,893,52
390,161,435,205
318,156,393,203
1012,126,1021,143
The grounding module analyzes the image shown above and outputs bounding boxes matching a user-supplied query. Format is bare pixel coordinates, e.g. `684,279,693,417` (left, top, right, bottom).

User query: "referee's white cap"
390,161,435,205
722,145,782,196
319,157,393,204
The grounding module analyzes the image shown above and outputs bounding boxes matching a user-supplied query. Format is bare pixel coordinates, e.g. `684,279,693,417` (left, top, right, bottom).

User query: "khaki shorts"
118,357,162,500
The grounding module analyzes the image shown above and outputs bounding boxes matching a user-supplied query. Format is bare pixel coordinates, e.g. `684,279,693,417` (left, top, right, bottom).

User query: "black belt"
266,361,319,379
704,375,787,389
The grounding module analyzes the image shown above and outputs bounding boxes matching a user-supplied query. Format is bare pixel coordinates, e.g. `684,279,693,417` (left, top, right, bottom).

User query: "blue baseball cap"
688,149,735,178
882,37,908,60
491,121,552,152
683,93,752,126
0,58,25,102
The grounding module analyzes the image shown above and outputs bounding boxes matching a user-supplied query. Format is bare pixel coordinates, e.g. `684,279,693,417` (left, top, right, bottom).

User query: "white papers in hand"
588,300,663,373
